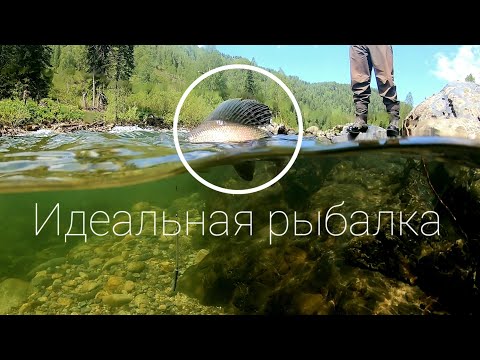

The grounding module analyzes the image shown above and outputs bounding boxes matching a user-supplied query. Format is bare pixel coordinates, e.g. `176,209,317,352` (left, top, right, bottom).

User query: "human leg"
369,45,400,137
349,45,371,133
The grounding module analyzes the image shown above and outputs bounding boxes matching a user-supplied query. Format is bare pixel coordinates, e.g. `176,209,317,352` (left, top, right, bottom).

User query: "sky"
206,45,480,106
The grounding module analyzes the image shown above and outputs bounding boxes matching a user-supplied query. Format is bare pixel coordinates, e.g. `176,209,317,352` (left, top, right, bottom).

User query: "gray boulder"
331,124,387,143
403,81,480,139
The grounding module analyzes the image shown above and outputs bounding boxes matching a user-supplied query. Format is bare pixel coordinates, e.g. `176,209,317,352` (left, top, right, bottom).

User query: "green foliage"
0,45,53,100
0,99,84,124
104,102,139,122
0,45,412,130
110,45,135,82
86,45,111,77
400,102,413,126
179,91,215,127
27,99,84,122
0,99,31,122
104,86,139,122
243,70,256,99
127,89,181,123
465,73,475,83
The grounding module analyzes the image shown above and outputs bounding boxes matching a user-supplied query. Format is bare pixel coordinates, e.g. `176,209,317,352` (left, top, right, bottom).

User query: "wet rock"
137,253,153,261
78,280,101,293
123,280,135,293
88,258,103,267
133,294,149,308
194,249,209,264
277,125,288,135
102,255,124,270
93,246,109,257
51,273,62,280
102,294,133,307
179,151,472,314
57,297,72,307
331,124,387,143
295,293,333,315
52,279,62,289
126,261,145,273
160,261,174,273
26,124,40,131
0,278,33,314
31,271,53,288
105,276,124,292
305,126,320,135
27,257,66,279
403,81,480,139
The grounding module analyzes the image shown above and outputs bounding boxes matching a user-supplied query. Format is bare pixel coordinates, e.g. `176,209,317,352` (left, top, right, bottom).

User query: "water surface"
0,128,479,314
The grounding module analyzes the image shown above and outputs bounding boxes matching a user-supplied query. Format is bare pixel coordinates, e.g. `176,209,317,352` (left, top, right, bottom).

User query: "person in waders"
347,45,400,137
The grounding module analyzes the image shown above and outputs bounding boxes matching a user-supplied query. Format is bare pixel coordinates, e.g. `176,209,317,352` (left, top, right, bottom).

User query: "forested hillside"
0,45,413,130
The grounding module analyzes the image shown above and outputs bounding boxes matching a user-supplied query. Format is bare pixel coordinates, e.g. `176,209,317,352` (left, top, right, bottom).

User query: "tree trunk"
115,80,118,121
92,73,96,109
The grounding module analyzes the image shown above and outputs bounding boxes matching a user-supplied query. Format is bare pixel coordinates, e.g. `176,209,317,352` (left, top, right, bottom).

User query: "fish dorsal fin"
205,99,272,126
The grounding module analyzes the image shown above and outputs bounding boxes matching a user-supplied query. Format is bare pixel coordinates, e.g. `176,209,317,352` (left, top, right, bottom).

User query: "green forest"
0,45,413,130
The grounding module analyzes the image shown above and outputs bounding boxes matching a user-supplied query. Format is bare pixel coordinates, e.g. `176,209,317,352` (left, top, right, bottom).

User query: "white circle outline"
173,64,303,195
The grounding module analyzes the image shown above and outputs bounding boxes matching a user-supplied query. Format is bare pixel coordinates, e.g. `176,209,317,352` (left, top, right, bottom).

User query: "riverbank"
0,120,374,144
0,119,171,137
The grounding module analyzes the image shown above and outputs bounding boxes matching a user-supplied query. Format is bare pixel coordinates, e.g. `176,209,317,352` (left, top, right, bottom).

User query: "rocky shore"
0,119,172,137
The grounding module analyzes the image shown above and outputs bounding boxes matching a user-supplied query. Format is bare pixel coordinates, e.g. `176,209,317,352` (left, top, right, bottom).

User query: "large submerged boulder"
178,149,480,315
403,81,480,139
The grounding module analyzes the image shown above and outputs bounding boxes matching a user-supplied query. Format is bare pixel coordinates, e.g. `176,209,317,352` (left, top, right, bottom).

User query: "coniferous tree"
86,45,111,108
465,73,475,83
405,92,414,107
244,70,256,98
0,45,52,100
110,45,135,119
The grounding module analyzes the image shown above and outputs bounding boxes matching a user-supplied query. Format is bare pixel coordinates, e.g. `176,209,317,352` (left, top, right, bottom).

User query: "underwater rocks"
0,278,32,314
304,124,388,144
126,261,146,273
194,249,209,264
178,238,438,315
11,200,227,315
403,81,480,139
26,257,66,279
179,152,478,314
6,160,480,315
102,294,133,307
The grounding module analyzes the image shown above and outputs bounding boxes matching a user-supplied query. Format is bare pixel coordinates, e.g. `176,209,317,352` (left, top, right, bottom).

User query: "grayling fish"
187,98,273,181
187,98,272,143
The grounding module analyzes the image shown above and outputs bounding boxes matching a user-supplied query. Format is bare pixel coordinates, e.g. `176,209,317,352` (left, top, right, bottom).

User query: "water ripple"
1,129,480,192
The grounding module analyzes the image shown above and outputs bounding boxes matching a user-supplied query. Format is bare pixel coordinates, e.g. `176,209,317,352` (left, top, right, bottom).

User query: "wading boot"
347,114,368,134
386,111,400,138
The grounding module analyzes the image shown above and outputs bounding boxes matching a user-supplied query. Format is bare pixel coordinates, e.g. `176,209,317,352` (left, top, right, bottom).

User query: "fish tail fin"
206,99,272,126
